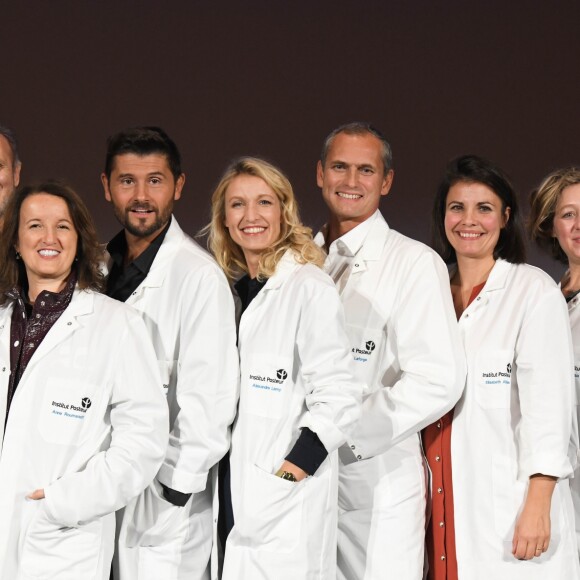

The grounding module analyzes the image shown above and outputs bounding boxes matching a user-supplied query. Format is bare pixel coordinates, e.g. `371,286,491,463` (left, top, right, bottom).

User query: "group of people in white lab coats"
0,120,579,580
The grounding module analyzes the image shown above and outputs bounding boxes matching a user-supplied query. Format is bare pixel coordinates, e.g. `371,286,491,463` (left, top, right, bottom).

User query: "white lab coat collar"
315,211,389,263
261,250,302,291
0,288,94,376
238,250,302,322
449,258,512,294
136,217,186,289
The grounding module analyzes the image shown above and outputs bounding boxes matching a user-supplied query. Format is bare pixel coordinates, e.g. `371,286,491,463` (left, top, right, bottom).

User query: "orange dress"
422,283,485,580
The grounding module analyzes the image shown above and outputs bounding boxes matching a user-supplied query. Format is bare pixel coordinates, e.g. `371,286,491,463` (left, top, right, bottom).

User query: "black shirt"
106,219,171,301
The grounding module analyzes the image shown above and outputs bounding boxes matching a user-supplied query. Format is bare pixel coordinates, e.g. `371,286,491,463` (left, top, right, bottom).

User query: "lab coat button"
357,455,362,460
1,367,5,372
465,314,469,318
67,322,72,326
435,455,441,462
350,445,355,449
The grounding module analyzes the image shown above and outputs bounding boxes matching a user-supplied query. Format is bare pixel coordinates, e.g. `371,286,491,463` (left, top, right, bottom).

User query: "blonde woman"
207,157,362,579
530,167,580,559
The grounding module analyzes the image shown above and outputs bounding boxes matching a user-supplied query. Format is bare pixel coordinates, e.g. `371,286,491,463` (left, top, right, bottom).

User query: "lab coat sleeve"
43,311,169,527
349,251,465,459
296,277,362,454
157,266,239,494
515,285,575,480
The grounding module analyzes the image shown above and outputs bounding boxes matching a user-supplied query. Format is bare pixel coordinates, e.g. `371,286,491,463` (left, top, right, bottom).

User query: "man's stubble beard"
114,200,173,239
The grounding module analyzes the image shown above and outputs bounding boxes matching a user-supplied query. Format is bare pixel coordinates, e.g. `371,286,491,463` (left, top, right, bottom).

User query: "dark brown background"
2,0,579,278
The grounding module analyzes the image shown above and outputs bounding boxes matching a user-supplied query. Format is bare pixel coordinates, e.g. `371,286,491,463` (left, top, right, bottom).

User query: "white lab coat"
113,218,239,580
565,285,580,560
315,211,465,580
0,288,168,580
221,250,362,580
451,259,579,579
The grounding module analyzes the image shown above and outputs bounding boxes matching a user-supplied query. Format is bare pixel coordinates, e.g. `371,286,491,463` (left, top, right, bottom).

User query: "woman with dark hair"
530,167,580,559
207,157,362,579
0,181,168,579
423,156,579,579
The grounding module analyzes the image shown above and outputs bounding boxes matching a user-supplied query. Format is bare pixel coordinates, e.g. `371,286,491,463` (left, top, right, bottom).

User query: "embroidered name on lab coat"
50,396,92,420
352,340,376,362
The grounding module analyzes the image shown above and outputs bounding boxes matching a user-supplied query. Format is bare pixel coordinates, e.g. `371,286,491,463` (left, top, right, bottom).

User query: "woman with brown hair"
0,180,168,580
424,155,578,579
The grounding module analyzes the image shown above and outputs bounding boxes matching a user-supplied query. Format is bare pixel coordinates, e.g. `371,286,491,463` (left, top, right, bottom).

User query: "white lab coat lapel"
238,250,298,333
122,218,185,305
17,289,94,381
456,259,511,340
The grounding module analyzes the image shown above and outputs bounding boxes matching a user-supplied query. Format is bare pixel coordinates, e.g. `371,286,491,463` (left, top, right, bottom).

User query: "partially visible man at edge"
101,126,239,580
315,122,465,580
0,124,22,220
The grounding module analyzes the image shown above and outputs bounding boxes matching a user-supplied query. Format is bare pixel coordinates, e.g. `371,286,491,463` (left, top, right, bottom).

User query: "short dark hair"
320,122,393,175
0,180,105,302
0,124,20,166
432,154,526,265
104,126,182,181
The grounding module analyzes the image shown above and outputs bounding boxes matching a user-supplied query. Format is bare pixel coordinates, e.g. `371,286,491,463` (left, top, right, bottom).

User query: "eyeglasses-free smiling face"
317,132,393,228
444,181,510,262
553,183,580,266
224,175,282,277
102,153,184,241
16,193,78,291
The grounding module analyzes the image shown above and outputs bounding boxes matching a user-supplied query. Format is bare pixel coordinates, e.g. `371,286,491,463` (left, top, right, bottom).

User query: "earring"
15,251,21,260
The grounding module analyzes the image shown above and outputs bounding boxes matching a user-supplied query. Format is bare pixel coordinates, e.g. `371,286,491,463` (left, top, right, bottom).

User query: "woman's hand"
512,474,556,560
277,460,308,482
27,489,45,500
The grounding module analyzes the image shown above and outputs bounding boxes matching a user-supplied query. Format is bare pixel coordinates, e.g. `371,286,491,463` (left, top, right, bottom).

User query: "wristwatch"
275,469,298,482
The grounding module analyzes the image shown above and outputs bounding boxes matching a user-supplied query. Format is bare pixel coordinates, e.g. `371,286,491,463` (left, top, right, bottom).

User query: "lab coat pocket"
126,479,189,548
491,454,526,541
236,463,304,553
346,324,383,390
243,355,293,419
475,349,513,409
38,378,100,445
21,500,102,578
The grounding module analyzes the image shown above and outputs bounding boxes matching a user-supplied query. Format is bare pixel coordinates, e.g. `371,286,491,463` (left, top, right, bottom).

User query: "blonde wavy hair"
206,156,325,281
529,167,580,264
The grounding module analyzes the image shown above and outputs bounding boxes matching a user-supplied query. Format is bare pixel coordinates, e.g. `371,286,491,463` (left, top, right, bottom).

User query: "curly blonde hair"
529,167,580,264
206,157,324,281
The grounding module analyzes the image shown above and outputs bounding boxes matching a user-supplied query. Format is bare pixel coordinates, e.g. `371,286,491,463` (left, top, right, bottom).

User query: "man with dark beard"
101,127,239,580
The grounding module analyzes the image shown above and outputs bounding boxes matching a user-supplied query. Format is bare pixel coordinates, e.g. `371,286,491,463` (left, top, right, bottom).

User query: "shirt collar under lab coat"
104,216,186,291
314,210,389,262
